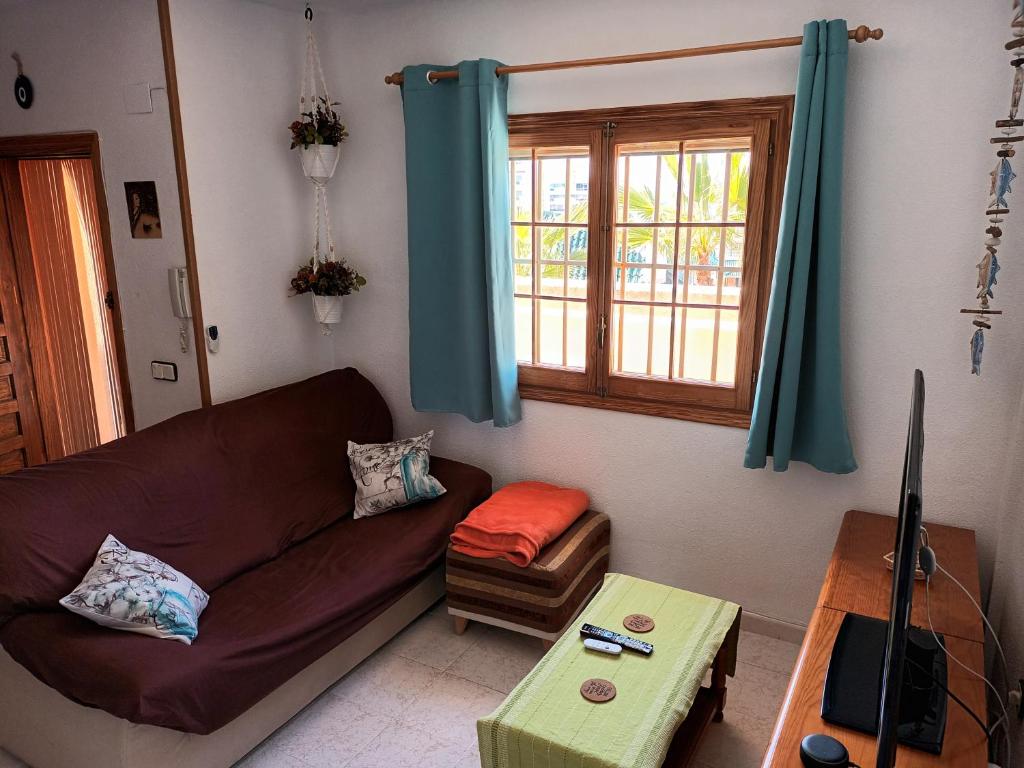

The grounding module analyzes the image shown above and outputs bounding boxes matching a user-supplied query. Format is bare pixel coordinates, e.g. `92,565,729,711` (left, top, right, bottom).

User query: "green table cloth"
477,573,739,768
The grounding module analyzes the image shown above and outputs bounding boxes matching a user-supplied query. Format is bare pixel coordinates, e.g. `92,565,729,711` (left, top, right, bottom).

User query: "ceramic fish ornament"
970,328,985,375
989,157,1017,209
977,251,1001,299
1012,66,1024,120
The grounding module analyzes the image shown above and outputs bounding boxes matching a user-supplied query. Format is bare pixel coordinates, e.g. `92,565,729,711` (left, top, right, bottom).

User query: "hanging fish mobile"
964,2,1022,375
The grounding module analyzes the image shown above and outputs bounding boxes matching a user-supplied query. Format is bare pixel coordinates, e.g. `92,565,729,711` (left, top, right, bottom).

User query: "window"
509,98,791,427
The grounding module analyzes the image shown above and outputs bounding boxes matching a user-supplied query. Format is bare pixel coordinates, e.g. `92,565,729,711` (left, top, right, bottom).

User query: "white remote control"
583,638,622,655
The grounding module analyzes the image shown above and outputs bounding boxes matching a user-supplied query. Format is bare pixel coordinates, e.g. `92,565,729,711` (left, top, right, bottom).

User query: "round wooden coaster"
580,678,616,703
623,613,655,633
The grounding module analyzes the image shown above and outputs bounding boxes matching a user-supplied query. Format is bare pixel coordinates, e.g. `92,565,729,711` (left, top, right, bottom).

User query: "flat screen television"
821,370,947,764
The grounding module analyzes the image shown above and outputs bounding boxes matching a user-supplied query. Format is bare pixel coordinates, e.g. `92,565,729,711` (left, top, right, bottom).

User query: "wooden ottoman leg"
711,652,727,722
540,638,555,651
453,616,469,635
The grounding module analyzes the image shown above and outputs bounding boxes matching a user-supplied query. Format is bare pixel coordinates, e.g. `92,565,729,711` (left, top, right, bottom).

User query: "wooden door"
0,162,45,473
0,134,133,469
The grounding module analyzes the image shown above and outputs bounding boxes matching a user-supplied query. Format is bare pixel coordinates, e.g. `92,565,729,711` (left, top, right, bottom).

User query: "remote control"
580,623,654,656
583,638,622,655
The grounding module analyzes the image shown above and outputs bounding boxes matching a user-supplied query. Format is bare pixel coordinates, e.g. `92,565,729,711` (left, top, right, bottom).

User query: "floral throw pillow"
59,534,209,645
348,430,446,518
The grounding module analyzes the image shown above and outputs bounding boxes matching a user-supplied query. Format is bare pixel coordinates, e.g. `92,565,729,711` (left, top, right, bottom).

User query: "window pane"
568,157,589,223
515,296,533,363
611,303,649,375
540,226,566,264
539,264,565,297
656,228,676,266
657,153,680,223
679,307,716,382
716,309,739,384
566,301,587,368
727,151,750,222
625,153,657,223
509,144,589,375
512,223,532,261
567,227,588,262
649,305,673,377
513,262,531,295
567,265,587,299
511,156,532,221
537,299,565,365
539,157,567,222
723,226,744,268
688,268,718,304
680,151,726,223
686,226,719,268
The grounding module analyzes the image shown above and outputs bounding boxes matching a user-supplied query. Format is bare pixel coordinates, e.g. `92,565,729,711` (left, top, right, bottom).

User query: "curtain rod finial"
385,72,403,85
853,25,883,43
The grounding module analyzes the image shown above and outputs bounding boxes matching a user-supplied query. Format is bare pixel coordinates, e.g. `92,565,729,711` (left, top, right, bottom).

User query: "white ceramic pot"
299,143,340,183
313,294,343,324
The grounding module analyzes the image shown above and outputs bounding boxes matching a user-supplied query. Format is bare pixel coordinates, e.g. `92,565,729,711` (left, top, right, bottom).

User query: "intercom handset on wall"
169,267,191,354
169,267,191,319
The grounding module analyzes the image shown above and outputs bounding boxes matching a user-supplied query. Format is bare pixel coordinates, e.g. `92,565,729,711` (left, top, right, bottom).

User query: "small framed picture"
124,181,162,239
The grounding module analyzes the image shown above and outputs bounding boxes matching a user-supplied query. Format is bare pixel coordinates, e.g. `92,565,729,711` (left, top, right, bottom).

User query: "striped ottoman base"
445,510,610,642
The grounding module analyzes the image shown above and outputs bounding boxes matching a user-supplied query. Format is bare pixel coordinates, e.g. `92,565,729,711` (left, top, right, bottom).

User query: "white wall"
168,0,334,403
323,0,1024,626
0,0,203,429
991,381,1024,756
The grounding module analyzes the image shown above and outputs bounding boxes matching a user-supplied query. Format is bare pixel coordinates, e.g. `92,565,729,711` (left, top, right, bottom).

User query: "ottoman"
446,509,610,645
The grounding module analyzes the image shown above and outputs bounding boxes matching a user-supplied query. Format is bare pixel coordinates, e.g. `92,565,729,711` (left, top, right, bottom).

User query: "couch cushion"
0,368,392,619
0,457,492,734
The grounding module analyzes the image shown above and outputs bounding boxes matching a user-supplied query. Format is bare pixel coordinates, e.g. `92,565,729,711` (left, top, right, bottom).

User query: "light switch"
124,82,153,114
151,361,178,381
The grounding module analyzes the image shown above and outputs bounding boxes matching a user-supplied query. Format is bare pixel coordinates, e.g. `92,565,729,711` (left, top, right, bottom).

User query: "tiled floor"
0,603,800,768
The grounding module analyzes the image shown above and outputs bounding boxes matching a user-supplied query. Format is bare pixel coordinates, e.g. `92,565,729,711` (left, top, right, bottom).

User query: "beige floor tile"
270,692,396,767
385,610,482,671
400,672,507,748
446,625,545,694
737,630,801,676
344,723,473,768
331,650,441,719
727,661,793,718
233,740,309,768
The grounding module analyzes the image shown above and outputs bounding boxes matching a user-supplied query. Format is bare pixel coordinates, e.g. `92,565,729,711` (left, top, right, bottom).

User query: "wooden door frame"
0,131,136,434
158,0,212,407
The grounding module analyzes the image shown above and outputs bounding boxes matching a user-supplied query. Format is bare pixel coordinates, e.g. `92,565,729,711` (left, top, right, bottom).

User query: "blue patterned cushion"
59,534,209,645
347,431,446,518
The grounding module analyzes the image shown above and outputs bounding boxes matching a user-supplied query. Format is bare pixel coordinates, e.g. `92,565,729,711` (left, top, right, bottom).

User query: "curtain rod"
384,25,883,86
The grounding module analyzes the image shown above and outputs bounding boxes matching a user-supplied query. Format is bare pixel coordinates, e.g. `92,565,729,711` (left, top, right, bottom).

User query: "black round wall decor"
14,73,33,109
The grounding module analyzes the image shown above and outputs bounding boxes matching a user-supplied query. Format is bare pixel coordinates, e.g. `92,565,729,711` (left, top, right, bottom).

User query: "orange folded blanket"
450,481,589,567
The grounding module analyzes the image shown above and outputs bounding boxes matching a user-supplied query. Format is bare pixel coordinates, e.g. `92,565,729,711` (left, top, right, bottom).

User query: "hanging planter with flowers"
288,5,362,334
290,258,366,334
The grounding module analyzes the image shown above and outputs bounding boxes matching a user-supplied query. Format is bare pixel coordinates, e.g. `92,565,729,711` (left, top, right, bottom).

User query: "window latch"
597,314,607,350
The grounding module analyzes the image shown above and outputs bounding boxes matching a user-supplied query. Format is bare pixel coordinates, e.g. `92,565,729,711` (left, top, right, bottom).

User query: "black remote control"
580,623,653,656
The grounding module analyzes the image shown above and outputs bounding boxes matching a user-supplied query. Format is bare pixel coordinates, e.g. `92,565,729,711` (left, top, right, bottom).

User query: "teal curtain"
401,60,521,427
744,20,856,473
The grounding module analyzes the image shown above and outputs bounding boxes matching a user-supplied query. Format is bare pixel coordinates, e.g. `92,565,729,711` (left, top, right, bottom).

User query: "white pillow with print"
348,430,446,518
59,534,209,645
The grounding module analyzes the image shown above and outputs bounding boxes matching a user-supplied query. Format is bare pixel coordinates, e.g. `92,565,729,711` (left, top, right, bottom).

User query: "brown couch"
0,369,491,768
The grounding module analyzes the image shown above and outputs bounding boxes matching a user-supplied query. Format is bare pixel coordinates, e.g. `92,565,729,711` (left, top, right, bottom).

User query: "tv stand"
761,510,987,767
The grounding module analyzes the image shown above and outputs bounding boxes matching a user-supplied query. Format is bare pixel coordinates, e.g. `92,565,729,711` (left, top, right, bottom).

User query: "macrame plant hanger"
299,4,341,334
962,1,1024,373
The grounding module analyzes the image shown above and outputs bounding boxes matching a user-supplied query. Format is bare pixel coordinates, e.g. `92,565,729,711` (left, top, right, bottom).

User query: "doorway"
0,133,132,472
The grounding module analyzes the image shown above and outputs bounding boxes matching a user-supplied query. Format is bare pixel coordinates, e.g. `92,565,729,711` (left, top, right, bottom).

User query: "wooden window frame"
510,96,792,428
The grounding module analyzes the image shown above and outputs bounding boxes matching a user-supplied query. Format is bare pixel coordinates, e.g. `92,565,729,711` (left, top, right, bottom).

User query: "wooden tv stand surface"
762,510,988,767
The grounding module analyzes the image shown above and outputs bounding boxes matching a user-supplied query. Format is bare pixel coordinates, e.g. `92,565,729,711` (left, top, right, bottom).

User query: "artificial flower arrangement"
290,258,366,297
289,96,349,149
